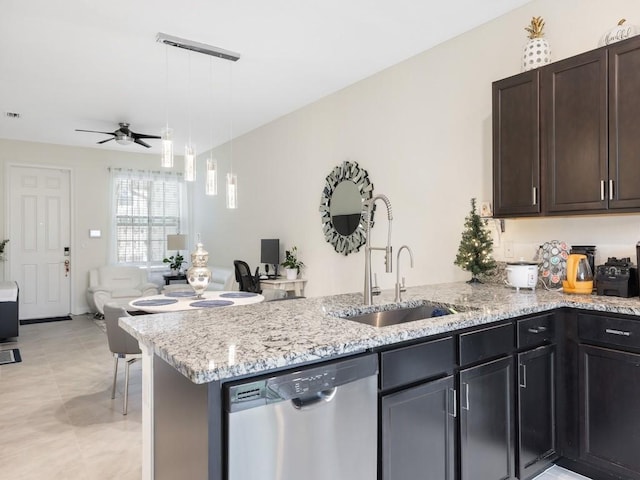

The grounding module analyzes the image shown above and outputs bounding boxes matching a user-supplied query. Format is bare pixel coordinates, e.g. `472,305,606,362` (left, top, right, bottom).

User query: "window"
110,169,187,265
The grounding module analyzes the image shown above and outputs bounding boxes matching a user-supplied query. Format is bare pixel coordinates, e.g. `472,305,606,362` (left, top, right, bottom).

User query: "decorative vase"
522,16,551,72
186,242,212,299
285,268,297,280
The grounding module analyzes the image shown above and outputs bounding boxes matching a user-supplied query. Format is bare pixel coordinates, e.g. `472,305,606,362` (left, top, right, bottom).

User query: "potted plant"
281,246,304,280
0,239,8,262
163,253,185,273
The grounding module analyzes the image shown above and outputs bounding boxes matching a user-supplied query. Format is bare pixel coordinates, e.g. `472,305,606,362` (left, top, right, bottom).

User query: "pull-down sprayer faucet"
364,194,393,305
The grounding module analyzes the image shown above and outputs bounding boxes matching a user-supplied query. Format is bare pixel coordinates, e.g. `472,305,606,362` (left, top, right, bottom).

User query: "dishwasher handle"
291,387,337,410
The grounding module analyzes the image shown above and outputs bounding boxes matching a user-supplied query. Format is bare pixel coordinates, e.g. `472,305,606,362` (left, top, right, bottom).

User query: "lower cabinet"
381,375,455,480
460,356,516,480
579,344,640,479
517,345,556,479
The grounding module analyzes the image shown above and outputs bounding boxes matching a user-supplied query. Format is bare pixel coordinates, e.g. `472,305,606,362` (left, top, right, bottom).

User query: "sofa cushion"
110,288,143,298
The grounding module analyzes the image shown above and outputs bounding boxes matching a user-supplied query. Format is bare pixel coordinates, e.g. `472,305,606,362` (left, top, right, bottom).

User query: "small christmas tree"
454,198,497,283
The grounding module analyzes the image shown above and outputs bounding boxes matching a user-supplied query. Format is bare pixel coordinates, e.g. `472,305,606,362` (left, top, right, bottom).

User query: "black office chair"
233,260,262,294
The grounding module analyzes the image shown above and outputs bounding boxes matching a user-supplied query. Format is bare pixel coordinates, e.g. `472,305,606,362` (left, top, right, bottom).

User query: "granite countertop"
120,282,640,384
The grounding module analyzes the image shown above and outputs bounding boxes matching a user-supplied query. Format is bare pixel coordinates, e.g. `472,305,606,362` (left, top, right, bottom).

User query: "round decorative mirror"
319,161,374,255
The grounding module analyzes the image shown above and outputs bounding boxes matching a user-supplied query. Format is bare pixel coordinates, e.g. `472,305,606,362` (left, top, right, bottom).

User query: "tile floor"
0,315,592,480
0,315,141,479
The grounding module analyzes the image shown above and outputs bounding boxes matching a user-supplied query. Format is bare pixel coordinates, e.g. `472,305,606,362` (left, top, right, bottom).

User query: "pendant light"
205,58,218,196
184,51,196,182
161,45,174,168
226,63,237,209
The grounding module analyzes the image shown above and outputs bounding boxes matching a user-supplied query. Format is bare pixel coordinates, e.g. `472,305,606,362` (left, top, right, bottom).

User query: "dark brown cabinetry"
608,38,640,210
578,345,640,479
460,356,516,480
492,71,540,217
576,313,640,479
516,314,557,479
379,337,456,480
541,49,608,213
517,345,556,479
458,322,516,480
492,35,640,217
381,375,456,480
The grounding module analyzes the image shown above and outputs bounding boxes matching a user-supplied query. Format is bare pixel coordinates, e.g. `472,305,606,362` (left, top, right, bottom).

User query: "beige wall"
3,0,639,309
194,0,640,297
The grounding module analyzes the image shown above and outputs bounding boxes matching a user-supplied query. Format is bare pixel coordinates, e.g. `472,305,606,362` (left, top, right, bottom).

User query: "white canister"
506,261,539,291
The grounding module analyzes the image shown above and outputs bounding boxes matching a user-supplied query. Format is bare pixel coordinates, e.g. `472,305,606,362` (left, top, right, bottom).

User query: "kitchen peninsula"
121,282,640,480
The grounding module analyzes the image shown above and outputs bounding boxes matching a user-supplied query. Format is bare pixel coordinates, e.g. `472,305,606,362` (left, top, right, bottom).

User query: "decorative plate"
190,300,234,308
220,292,258,298
537,240,569,290
132,298,178,306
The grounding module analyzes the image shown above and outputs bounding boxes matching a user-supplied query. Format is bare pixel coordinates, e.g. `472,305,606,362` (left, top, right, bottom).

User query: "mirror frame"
319,160,374,255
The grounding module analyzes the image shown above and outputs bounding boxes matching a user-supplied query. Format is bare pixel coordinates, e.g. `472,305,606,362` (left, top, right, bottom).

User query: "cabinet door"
579,344,640,479
460,356,515,480
608,36,640,210
542,49,608,213
381,375,455,480
492,71,540,217
517,345,556,479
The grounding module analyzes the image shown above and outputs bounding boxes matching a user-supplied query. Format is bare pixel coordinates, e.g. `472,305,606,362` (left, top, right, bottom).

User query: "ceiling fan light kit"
75,122,160,148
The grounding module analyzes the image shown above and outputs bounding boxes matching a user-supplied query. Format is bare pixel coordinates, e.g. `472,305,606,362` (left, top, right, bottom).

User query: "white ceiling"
0,0,532,156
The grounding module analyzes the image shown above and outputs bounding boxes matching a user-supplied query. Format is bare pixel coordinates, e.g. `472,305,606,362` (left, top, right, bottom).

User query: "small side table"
260,277,307,297
163,273,187,285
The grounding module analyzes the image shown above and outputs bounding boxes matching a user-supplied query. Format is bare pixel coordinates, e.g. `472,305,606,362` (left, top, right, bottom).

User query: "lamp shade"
167,234,188,251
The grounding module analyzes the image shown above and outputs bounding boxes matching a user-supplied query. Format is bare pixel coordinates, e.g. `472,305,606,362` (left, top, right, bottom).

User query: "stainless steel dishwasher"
226,354,378,480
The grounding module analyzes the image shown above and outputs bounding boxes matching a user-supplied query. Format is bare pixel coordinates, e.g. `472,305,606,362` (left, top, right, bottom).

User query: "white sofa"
87,266,159,315
162,266,237,293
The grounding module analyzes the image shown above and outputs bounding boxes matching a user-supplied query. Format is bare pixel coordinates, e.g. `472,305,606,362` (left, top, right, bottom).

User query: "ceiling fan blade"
76,129,116,136
134,138,152,148
97,137,115,144
132,133,161,140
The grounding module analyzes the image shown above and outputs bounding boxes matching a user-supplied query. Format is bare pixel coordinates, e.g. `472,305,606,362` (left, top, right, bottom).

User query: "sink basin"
338,303,456,328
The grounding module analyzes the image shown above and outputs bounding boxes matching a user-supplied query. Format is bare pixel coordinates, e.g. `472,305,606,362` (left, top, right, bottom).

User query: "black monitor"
261,239,280,277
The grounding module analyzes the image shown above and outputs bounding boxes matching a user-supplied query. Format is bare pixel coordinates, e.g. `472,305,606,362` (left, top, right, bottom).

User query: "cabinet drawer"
578,313,640,349
459,322,514,366
517,314,554,349
381,336,455,391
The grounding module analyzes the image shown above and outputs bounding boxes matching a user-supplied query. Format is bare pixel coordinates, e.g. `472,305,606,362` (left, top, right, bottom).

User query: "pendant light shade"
161,127,174,168
184,144,196,182
206,157,218,195
226,173,237,209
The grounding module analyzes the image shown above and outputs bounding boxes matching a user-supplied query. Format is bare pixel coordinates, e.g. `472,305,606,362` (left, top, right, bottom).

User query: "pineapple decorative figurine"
522,16,551,71
186,240,212,299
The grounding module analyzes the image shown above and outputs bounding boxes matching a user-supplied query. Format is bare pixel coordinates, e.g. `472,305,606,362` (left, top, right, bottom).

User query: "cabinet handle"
532,186,537,206
519,364,527,388
609,179,614,200
448,388,457,418
600,180,606,201
462,382,470,411
605,328,631,337
528,326,547,334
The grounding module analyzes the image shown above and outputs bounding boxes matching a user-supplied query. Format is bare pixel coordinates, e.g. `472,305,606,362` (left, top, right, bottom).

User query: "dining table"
128,290,264,314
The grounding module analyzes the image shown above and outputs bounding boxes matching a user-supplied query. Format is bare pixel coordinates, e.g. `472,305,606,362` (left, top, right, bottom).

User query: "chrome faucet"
394,245,414,302
364,194,393,305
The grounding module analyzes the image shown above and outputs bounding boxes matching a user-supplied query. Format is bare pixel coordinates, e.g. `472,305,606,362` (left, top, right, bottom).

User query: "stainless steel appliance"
226,354,378,480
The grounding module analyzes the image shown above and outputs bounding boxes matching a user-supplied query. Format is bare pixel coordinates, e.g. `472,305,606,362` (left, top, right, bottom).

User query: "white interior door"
8,166,71,320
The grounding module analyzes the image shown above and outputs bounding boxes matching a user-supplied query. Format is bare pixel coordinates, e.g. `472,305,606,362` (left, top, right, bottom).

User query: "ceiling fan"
75,122,160,148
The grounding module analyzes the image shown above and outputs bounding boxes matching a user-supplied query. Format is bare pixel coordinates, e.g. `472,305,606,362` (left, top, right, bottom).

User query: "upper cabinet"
608,38,640,210
542,48,608,213
492,35,640,217
493,71,540,217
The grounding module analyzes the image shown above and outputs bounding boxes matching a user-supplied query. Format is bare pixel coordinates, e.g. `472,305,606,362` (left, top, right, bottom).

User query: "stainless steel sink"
338,303,456,328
